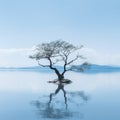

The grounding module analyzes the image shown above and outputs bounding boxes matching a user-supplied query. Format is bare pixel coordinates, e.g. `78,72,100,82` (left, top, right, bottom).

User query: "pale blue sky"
0,0,120,66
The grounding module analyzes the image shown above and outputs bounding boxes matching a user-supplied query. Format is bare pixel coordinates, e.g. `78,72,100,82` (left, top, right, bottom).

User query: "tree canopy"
29,40,89,82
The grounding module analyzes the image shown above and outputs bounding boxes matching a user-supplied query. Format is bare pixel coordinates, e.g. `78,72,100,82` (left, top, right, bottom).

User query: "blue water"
0,71,120,120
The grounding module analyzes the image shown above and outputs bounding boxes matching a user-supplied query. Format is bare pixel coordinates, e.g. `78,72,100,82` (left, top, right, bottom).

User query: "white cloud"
81,47,120,66
0,47,120,67
0,48,37,67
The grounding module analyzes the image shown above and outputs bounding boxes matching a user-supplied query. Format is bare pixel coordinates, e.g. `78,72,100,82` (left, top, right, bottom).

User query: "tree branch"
61,54,68,76
37,60,50,67
67,55,83,65
47,57,62,79
52,58,63,65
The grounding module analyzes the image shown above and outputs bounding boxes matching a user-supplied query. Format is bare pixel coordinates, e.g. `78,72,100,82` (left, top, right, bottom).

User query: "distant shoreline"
0,64,120,74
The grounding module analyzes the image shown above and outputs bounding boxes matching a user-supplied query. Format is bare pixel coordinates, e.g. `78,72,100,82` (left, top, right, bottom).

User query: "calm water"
0,71,120,120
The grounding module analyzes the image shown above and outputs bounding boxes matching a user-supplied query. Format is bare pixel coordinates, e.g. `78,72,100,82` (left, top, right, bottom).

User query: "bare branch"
37,60,50,67
67,56,78,65
52,58,63,65
67,55,85,65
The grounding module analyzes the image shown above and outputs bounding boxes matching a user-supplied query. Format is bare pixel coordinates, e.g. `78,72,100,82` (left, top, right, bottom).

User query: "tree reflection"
48,82,68,109
31,81,90,119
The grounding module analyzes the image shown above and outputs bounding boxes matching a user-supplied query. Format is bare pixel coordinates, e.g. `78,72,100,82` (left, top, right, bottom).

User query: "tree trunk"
58,74,64,82
48,57,64,82
54,70,64,82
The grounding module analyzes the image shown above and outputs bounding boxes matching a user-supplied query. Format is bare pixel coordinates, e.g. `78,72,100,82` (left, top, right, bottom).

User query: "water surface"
0,71,120,120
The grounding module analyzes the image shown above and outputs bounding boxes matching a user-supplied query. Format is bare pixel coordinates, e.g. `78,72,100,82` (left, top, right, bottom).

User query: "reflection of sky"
0,71,120,94
0,71,120,120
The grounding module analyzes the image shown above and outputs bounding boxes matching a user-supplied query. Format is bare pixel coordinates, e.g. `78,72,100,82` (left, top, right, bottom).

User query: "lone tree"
29,40,89,83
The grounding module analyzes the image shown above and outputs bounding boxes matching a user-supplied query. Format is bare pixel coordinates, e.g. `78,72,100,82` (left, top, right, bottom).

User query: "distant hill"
0,64,120,74
73,64,120,74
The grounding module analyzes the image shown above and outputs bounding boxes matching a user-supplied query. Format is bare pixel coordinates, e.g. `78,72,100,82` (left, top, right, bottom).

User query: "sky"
0,0,120,67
